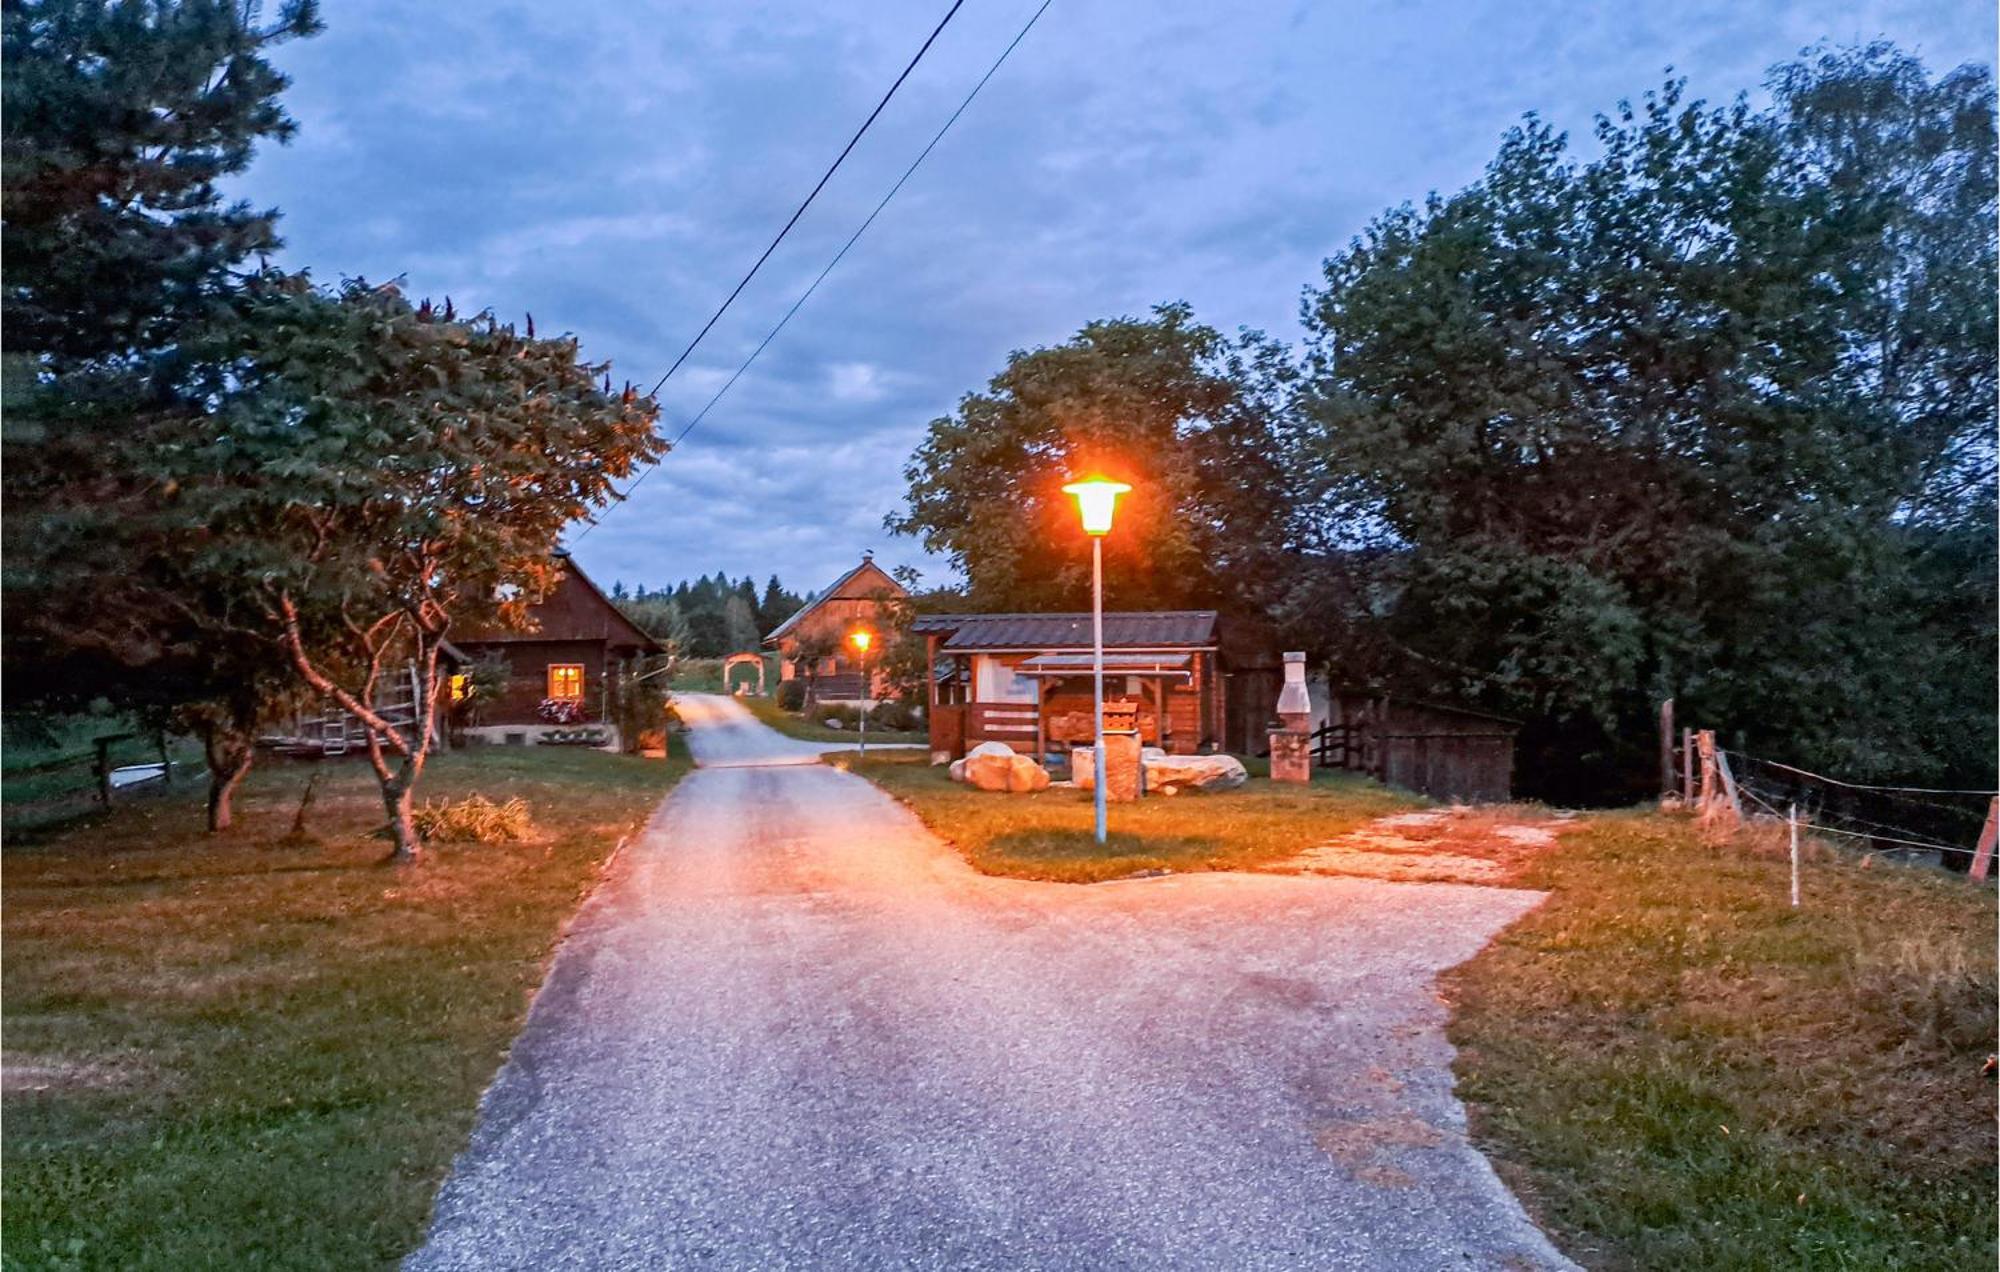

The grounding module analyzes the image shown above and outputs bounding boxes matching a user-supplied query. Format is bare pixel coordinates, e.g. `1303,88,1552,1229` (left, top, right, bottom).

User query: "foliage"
616,571,804,658
152,274,663,857
412,793,533,844
1297,49,1997,800
775,680,807,712
538,698,586,725
457,653,513,728
887,303,1298,615
610,658,669,749
1443,812,1996,1269
2,0,325,830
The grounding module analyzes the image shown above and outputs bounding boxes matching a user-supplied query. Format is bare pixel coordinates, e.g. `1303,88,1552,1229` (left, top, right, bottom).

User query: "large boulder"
1144,753,1248,792
1005,754,1051,793
962,741,1025,792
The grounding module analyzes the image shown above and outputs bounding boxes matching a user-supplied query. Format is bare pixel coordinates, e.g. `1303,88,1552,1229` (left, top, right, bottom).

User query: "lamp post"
849,628,873,760
1060,477,1131,845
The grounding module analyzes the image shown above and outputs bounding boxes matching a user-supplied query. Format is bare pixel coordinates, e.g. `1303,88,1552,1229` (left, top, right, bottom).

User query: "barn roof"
764,555,907,644
453,553,660,653
910,611,1219,651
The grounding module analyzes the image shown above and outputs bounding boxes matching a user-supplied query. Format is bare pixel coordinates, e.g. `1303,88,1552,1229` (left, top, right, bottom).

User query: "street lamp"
1060,476,1131,845
849,628,873,760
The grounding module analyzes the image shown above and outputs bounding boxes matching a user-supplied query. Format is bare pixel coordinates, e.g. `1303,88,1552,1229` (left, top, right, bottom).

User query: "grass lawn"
740,695,925,745
1442,812,1998,1270
837,750,1417,883
2,740,690,1269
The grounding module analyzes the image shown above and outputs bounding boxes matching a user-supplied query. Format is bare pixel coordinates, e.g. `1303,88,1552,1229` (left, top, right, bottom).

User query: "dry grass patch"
2,740,690,1270
1443,811,1997,1271
840,750,1416,883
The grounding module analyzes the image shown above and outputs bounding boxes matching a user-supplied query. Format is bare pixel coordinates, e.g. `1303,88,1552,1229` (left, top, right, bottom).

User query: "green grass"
740,695,925,745
1442,812,1998,1270
2,739,690,1269
3,713,205,831
838,750,1416,882
669,655,776,694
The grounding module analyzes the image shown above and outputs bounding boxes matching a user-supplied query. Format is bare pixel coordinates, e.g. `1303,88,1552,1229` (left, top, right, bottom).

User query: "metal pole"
1092,535,1107,846
857,650,868,761
1788,803,1800,908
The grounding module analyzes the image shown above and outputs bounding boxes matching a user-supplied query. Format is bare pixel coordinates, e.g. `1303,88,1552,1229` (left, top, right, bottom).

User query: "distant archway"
723,651,767,696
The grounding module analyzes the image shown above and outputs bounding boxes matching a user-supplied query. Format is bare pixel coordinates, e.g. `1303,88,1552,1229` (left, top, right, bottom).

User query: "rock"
1102,733,1143,802
948,758,968,782
1143,753,1248,792
963,741,1021,792
1005,754,1051,793
1070,746,1093,789
1142,746,1168,761
824,718,844,730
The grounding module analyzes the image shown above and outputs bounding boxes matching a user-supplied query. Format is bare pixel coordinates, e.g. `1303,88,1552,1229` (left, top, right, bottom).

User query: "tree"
722,594,760,654
888,304,1298,616
2,0,325,825
157,274,663,859
1297,50,1995,799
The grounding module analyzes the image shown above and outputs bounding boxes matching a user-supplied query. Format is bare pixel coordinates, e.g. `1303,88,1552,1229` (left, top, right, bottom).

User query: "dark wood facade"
765,555,907,698
452,554,659,730
1317,692,1519,803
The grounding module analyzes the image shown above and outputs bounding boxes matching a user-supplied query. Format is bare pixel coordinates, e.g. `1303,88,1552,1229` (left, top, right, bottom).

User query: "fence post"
94,736,114,806
1714,746,1744,826
1696,730,1718,817
1681,727,1694,804
1788,803,1801,908
156,731,172,785
1971,796,1997,883
1658,699,1675,803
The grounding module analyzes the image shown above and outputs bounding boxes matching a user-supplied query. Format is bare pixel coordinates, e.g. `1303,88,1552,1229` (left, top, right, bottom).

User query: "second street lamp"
849,628,873,760
1060,476,1131,845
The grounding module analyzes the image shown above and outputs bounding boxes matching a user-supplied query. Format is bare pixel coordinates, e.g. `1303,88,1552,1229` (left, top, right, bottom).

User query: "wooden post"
1971,796,1997,883
1788,803,1801,907
1695,730,1718,815
1681,727,1695,804
1658,699,1675,801
1714,746,1744,825
156,731,173,785
94,735,114,806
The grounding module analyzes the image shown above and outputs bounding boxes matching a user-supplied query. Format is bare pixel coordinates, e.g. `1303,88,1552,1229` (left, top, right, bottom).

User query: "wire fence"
1723,749,1993,869
1668,726,1999,900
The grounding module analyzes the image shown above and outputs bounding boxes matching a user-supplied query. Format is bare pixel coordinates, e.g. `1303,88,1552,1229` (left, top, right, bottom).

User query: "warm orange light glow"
1061,477,1132,536
849,629,873,653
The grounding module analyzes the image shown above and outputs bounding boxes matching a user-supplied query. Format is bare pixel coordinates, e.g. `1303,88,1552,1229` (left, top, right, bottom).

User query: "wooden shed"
1316,691,1519,804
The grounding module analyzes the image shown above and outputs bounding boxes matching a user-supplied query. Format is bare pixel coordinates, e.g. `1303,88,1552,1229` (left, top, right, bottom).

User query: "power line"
577,0,1055,540
643,0,968,401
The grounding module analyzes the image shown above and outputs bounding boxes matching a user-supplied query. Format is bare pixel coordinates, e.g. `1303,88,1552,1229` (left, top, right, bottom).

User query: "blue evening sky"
237,0,1993,598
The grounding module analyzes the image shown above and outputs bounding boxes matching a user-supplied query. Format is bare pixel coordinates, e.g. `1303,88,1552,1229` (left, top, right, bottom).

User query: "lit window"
547,664,584,700
449,673,469,702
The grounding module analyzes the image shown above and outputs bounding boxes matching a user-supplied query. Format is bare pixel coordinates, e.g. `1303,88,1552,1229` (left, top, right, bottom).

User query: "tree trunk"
382,778,421,862
204,729,255,833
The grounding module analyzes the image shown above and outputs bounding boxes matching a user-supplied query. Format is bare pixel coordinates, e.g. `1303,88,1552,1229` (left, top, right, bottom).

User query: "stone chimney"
1269,652,1313,784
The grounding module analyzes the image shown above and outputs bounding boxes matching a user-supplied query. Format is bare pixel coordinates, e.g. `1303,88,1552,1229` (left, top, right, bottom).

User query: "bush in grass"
413,794,533,843
869,700,918,731
776,680,806,711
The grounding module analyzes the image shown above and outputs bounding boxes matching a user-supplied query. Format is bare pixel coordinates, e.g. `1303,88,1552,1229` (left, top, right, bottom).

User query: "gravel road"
409,694,1573,1270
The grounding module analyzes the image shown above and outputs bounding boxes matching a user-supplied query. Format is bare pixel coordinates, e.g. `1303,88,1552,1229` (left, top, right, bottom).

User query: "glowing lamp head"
1061,477,1132,536
849,629,872,654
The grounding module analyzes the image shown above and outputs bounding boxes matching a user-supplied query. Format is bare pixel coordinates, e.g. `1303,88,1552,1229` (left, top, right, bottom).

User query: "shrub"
776,680,806,711
412,794,533,844
869,700,918,731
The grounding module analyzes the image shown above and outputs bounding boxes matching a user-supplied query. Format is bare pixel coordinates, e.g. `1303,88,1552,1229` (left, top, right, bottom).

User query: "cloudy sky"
239,0,1993,597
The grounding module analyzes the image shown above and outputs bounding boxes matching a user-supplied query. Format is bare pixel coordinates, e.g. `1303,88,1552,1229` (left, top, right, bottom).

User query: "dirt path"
410,695,1574,1269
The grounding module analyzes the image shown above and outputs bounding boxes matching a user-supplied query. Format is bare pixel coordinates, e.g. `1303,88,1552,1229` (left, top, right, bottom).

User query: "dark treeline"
612,574,807,658
891,43,1998,805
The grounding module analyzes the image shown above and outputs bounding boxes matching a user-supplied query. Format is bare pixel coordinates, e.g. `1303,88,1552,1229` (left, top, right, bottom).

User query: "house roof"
911,611,1219,651
453,553,661,653
764,555,907,645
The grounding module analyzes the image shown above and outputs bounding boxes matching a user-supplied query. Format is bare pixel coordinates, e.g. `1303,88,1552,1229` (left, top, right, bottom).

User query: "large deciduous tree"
888,303,1298,616
1299,48,1995,800
157,275,664,859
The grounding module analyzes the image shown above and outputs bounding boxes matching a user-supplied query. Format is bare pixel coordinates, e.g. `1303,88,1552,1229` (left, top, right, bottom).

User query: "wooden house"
764,553,907,701
913,611,1233,761
451,551,661,746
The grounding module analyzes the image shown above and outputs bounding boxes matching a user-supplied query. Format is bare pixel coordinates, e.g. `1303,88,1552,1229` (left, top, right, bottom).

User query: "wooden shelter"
913,611,1229,761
